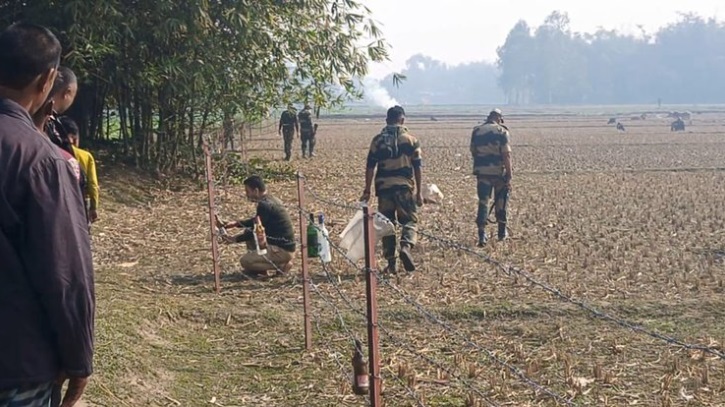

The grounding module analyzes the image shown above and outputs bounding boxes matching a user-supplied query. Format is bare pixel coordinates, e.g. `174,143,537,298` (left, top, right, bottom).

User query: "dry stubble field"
87,110,725,406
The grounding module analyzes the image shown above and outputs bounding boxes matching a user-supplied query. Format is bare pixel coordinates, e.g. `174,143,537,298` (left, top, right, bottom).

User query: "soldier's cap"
304,104,311,109
287,103,294,109
489,108,503,117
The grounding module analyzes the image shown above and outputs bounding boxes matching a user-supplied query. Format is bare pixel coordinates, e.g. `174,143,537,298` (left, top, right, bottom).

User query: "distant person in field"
671,117,685,131
298,103,318,158
0,22,95,407
60,116,100,224
470,108,512,246
216,176,296,277
361,105,423,274
278,104,299,161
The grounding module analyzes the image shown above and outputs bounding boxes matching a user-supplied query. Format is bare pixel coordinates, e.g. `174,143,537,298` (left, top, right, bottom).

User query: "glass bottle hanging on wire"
307,213,320,257
352,339,369,395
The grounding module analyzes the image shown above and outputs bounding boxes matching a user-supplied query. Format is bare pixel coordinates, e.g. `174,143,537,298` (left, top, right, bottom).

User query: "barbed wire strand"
308,278,372,407
207,174,565,404
212,180,575,406
299,210,570,406
318,262,429,407
376,322,499,407
415,228,725,361
304,183,725,361
319,262,493,407
372,269,576,407
311,310,353,385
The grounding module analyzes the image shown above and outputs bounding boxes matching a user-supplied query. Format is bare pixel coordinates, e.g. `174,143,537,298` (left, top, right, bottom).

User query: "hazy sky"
363,0,723,78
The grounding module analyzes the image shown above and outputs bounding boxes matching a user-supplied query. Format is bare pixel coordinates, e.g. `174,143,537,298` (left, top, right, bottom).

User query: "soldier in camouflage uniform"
470,108,513,246
361,106,424,273
278,104,298,161
298,104,318,158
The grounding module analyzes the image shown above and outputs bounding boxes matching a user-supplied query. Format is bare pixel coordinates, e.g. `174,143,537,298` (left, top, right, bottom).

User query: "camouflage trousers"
476,175,509,228
378,188,418,263
282,128,295,160
301,130,315,155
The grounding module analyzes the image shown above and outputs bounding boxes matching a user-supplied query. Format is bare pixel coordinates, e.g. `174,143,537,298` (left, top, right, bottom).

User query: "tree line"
3,4,724,170
0,0,388,171
383,11,725,106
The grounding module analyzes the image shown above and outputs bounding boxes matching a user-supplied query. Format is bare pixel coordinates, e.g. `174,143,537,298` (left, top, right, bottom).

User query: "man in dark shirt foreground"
217,176,296,277
0,23,95,407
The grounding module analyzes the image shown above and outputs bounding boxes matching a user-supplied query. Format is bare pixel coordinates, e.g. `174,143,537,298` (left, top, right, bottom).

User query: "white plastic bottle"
318,213,332,263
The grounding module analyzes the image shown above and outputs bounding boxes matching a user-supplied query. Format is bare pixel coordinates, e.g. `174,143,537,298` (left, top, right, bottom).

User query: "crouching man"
217,176,296,276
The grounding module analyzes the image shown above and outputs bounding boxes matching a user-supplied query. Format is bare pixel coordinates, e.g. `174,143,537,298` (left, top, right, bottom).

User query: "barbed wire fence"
301,181,725,360
296,200,572,407
202,149,725,406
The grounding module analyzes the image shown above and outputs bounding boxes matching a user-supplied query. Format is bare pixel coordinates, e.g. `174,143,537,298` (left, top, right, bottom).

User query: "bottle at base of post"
352,339,369,395
356,373,369,388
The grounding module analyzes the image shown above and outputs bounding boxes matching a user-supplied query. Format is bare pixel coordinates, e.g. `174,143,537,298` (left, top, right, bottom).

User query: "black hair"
386,105,405,124
243,175,266,192
0,23,61,90
46,115,74,155
50,66,77,98
58,115,79,136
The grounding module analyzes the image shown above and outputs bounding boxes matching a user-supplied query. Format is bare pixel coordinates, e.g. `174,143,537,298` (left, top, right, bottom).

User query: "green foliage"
392,73,406,89
213,154,295,185
1,0,389,171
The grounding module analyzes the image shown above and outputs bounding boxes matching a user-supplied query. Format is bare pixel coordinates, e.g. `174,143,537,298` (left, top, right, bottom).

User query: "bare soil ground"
85,111,725,406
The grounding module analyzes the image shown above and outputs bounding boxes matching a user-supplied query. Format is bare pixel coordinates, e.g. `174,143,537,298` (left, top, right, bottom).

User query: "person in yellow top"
59,116,100,223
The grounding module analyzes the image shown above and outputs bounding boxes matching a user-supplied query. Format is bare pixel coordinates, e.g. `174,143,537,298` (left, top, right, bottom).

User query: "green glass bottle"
307,213,320,258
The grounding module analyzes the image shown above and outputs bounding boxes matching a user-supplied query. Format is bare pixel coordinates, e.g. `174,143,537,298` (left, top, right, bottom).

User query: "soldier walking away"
361,105,424,273
298,104,318,158
278,104,298,161
470,108,513,246
671,117,685,132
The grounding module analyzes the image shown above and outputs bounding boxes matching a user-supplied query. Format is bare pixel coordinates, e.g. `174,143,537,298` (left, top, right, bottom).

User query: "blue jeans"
0,382,52,407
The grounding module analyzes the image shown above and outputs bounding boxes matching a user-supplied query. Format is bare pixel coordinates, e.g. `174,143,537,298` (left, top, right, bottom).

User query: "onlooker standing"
0,23,95,407
60,116,100,224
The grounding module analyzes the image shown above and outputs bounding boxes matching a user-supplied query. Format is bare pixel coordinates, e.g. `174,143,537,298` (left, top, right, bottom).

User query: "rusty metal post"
297,172,313,351
202,139,221,293
362,204,382,406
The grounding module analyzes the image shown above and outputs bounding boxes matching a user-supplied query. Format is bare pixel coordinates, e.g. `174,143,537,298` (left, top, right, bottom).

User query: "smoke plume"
362,77,399,108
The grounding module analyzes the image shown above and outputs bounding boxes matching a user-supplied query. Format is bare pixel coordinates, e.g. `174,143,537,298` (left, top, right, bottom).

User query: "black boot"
477,228,487,247
383,259,397,274
497,223,508,241
399,243,416,272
